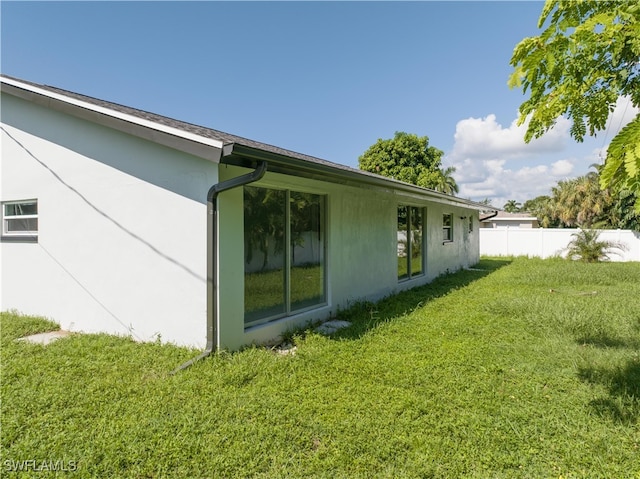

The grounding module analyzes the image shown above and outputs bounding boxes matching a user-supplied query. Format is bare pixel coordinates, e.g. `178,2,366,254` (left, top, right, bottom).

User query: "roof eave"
1,77,225,162
223,144,495,211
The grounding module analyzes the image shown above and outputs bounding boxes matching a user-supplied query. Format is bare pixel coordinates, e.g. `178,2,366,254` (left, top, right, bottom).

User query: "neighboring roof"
1,74,496,211
482,211,538,222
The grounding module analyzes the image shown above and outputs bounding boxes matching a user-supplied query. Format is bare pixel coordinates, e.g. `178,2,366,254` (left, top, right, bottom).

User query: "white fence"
479,228,640,262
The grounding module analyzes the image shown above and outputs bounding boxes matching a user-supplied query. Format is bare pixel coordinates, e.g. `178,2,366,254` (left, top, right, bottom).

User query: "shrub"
565,229,626,262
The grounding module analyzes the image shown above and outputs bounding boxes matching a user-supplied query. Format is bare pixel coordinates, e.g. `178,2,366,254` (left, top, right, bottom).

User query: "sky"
1,1,638,208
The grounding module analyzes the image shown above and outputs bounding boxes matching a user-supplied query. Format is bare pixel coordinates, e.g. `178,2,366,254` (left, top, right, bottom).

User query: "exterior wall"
1,93,217,347
1,90,482,351
480,227,640,261
217,165,480,350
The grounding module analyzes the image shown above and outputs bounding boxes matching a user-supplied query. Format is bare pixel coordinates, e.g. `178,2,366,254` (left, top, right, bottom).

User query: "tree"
522,195,558,227
434,166,459,195
550,172,613,228
503,200,522,213
509,0,640,210
608,188,640,230
522,167,640,230
358,132,444,189
565,229,626,262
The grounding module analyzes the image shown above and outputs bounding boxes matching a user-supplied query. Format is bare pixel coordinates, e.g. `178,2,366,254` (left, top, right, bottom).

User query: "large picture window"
244,186,326,326
397,206,424,280
2,200,38,239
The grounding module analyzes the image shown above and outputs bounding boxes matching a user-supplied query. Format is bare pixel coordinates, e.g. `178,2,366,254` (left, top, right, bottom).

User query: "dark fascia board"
1,80,224,163
225,144,496,212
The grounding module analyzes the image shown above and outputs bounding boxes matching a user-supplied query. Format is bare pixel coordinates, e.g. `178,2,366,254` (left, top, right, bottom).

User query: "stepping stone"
17,331,71,345
315,320,351,335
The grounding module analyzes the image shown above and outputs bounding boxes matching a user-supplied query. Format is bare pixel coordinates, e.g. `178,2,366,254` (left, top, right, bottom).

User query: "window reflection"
398,205,424,280
290,192,325,312
244,187,326,326
244,188,286,323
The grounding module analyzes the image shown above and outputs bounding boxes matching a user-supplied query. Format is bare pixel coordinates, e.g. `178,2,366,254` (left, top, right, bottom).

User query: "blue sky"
2,1,637,207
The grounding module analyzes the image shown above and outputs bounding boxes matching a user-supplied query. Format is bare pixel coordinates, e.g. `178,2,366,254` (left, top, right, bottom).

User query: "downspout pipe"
479,210,499,222
172,160,267,373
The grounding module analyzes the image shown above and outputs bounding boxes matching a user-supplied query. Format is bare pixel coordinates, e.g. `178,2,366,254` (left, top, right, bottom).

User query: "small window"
2,200,38,239
443,213,453,242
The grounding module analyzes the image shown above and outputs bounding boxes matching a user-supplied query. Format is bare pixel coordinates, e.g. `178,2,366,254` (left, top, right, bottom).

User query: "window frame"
243,186,327,328
442,213,453,243
1,199,38,242
398,205,425,282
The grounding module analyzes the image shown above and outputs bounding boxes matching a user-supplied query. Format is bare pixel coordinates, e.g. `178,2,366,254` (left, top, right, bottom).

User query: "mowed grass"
2,258,639,478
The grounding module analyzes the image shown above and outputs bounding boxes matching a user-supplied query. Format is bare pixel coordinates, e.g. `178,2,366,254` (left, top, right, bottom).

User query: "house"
480,211,539,229
1,75,495,352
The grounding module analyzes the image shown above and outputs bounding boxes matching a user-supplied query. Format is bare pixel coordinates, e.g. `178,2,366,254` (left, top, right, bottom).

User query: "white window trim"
398,205,425,282
443,213,453,243
2,199,38,240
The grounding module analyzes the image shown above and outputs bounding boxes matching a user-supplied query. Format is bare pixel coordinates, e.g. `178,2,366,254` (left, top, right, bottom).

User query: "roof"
482,211,538,221
1,74,496,211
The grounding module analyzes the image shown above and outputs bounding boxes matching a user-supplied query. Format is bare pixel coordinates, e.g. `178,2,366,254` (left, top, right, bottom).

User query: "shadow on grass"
576,334,640,350
327,258,512,341
576,318,640,425
579,360,640,425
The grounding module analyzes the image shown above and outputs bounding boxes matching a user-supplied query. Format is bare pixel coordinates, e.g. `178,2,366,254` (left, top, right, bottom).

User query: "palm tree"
565,229,625,262
550,172,613,228
503,200,522,213
523,195,558,227
434,166,459,195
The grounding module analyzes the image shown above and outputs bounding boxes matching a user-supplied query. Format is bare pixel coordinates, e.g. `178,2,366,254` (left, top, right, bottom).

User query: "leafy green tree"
523,195,558,227
608,189,640,230
503,200,522,213
550,172,613,228
522,167,640,230
509,0,640,210
565,229,626,262
358,132,444,189
434,166,459,195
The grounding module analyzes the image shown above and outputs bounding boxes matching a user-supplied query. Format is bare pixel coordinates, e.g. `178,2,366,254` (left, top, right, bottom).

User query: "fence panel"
479,228,640,261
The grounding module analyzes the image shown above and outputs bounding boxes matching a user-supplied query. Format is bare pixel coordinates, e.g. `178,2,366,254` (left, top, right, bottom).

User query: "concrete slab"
315,320,351,335
17,330,71,345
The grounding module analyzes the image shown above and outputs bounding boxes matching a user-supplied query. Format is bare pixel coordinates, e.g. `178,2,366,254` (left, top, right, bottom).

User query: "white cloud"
446,112,587,205
457,161,558,207
606,96,639,137
447,100,639,206
450,113,570,161
550,159,573,176
588,96,640,161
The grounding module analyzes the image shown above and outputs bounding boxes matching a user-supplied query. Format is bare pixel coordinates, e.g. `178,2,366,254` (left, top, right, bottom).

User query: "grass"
397,255,423,279
2,258,640,478
245,264,324,316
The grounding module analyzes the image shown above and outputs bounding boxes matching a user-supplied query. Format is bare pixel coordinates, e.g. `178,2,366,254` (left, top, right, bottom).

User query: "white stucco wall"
217,166,480,350
1,93,217,347
1,90,482,352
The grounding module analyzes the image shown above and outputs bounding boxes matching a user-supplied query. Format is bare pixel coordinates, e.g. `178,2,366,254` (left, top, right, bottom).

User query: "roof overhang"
1,76,225,162
223,144,495,212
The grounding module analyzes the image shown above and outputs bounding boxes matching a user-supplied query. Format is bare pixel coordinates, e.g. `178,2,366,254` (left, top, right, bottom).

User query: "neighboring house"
1,75,495,351
480,211,539,229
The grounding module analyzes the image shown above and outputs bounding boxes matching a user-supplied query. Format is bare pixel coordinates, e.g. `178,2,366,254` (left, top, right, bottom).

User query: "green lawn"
2,258,639,478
